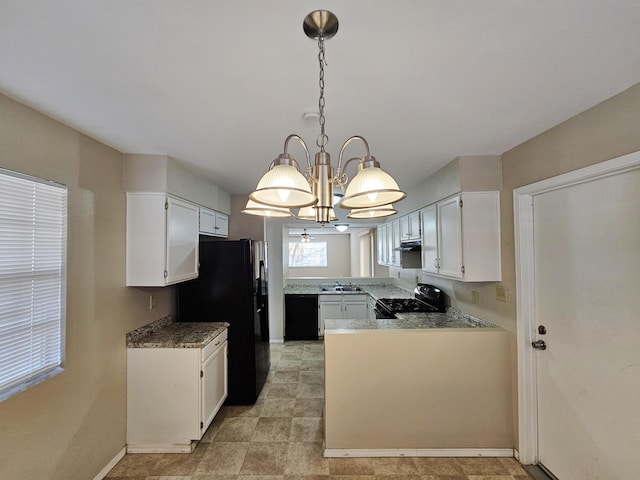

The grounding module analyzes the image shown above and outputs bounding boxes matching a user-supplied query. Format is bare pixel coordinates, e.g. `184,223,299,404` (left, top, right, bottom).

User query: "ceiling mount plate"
303,10,339,40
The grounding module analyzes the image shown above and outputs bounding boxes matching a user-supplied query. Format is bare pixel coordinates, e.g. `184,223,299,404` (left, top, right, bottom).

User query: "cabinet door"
408,211,421,240
166,197,200,284
376,224,387,265
437,196,464,279
199,208,217,235
399,215,411,241
387,220,400,267
214,212,229,237
319,298,343,336
201,340,228,434
344,301,367,319
421,205,438,274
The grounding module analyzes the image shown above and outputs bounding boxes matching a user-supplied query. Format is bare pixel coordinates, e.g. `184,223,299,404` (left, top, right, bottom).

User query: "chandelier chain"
317,37,328,151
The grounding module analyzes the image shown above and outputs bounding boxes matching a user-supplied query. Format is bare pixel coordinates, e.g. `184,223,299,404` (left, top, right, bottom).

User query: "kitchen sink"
322,285,363,292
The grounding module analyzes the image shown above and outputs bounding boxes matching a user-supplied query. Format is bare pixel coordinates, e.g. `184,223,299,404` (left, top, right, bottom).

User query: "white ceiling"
1,1,639,197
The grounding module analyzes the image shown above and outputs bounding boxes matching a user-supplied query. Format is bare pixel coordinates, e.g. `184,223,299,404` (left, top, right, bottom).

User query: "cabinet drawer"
319,295,342,303
202,329,228,361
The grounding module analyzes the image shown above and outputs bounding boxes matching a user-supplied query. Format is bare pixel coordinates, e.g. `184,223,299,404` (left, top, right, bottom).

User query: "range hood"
394,240,421,252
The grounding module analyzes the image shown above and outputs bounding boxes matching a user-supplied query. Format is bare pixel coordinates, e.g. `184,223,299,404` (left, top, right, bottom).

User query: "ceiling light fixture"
242,199,293,218
246,10,406,225
300,229,312,242
335,224,349,233
346,204,397,219
297,205,337,222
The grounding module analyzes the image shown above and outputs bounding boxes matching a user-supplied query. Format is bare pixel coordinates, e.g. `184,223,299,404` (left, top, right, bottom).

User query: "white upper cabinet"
199,207,228,238
420,204,438,274
437,196,464,278
126,193,200,287
376,224,388,265
386,219,401,267
420,192,501,282
400,210,421,241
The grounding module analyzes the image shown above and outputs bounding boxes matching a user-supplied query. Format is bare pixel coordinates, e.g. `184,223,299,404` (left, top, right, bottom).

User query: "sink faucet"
335,281,341,287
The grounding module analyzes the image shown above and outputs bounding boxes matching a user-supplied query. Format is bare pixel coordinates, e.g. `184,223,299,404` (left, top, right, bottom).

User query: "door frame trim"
513,149,640,465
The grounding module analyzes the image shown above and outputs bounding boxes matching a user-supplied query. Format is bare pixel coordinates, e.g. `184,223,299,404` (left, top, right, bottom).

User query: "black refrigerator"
177,238,270,405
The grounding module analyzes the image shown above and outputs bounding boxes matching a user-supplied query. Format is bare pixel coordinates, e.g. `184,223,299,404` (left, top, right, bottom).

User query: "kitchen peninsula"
323,316,513,457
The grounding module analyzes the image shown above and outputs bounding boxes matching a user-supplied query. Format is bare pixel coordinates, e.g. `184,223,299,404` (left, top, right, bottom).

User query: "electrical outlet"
471,291,479,305
495,285,508,303
149,294,157,310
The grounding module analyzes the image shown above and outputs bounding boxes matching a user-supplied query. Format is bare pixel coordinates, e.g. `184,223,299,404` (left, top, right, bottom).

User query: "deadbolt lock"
532,340,547,350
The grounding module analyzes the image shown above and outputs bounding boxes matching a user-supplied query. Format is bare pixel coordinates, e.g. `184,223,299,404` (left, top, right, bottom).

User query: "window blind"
0,169,67,398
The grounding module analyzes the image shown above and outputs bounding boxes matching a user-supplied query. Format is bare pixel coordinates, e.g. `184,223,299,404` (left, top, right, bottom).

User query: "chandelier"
244,10,406,225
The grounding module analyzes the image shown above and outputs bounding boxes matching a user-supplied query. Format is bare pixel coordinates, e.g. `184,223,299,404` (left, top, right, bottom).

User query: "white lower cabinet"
319,294,368,336
126,330,228,453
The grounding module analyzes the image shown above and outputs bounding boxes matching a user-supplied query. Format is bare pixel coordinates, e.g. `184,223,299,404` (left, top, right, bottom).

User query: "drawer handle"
215,340,220,346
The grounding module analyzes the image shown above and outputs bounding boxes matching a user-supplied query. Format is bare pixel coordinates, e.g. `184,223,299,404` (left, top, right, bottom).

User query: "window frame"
0,168,67,402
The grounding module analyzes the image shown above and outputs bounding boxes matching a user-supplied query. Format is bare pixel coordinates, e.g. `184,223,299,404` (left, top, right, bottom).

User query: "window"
0,169,67,401
288,241,327,267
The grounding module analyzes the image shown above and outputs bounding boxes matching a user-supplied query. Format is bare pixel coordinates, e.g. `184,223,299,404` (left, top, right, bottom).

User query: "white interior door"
532,168,640,479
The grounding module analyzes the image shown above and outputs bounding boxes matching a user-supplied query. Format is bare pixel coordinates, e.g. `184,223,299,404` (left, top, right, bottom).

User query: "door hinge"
163,270,168,278
200,370,203,378
459,198,463,208
461,265,465,274
200,421,204,429
165,200,168,210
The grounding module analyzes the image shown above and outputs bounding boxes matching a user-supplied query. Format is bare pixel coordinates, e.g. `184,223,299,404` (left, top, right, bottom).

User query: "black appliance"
375,284,446,319
392,240,422,269
284,294,318,340
177,238,270,405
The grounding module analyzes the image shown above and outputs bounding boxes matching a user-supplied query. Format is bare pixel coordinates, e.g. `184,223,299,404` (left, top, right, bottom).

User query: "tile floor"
107,340,532,480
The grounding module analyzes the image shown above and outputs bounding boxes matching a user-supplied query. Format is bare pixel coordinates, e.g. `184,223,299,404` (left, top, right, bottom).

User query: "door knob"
531,340,547,350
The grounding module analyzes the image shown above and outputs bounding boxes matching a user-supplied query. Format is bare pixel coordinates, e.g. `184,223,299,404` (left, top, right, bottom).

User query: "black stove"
377,298,433,313
374,284,446,319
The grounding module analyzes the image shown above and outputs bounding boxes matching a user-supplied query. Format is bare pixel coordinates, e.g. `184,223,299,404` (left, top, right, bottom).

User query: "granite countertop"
127,316,229,348
324,309,498,331
284,283,414,300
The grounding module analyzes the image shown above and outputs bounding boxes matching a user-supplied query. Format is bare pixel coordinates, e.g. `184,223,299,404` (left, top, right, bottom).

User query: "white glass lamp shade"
242,199,293,218
347,204,397,219
339,166,407,209
250,164,317,208
297,206,337,221
335,224,349,232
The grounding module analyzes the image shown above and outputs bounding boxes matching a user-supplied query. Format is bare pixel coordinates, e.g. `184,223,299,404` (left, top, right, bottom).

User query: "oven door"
374,301,397,319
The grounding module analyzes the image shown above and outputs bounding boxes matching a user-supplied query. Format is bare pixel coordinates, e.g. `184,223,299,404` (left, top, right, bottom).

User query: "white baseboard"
323,448,515,458
93,447,126,480
126,442,196,454
270,339,284,344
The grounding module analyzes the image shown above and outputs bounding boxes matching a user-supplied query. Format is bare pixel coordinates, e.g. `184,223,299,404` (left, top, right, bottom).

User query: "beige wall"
325,328,513,450
287,234,351,278
387,82,640,451
229,194,264,240
0,94,175,479
389,82,640,334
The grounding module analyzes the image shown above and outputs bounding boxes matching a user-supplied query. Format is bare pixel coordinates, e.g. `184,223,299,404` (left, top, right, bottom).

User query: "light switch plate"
495,285,508,303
